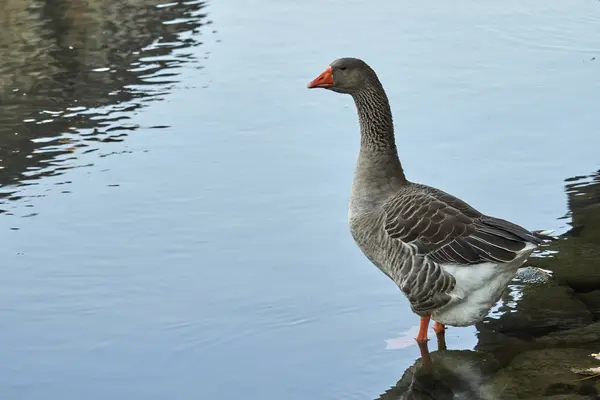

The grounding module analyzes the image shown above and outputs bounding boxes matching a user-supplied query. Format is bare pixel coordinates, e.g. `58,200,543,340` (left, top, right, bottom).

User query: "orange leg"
433,321,445,335
433,321,447,351
415,315,431,344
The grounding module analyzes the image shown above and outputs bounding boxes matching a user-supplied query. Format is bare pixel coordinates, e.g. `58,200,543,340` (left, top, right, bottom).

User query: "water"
1,1,600,399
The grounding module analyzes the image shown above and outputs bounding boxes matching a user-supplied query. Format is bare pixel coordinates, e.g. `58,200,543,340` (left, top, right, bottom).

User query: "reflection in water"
533,169,600,291
378,170,600,399
563,170,600,242
0,0,212,219
376,350,500,400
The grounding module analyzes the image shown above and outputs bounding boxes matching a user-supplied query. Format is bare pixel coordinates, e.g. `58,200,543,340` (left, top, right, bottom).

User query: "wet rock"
533,238,600,292
481,282,593,339
570,202,600,245
474,326,529,365
563,171,600,246
576,290,600,318
514,266,552,285
483,348,600,399
536,321,600,348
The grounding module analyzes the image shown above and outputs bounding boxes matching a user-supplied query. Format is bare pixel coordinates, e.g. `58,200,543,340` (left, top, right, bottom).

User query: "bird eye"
339,67,347,71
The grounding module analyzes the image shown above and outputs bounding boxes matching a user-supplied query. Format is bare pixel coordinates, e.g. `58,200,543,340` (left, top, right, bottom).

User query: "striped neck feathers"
352,83,406,183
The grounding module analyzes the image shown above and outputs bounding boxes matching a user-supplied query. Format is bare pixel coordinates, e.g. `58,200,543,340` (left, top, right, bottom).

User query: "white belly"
432,245,535,326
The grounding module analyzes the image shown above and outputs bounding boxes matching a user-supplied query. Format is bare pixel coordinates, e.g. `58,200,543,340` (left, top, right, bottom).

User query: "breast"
348,213,397,279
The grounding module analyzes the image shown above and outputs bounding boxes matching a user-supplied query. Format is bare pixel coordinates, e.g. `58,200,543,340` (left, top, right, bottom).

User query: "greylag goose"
307,58,548,347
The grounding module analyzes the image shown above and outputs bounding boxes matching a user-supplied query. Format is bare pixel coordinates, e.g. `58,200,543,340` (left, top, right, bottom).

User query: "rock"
536,321,600,348
532,238,600,292
474,325,529,365
480,282,593,339
576,290,600,318
482,348,600,399
570,201,600,245
563,171,600,246
527,173,600,291
514,266,552,285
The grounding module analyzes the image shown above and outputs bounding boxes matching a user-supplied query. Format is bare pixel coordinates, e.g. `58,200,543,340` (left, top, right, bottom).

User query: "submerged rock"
576,290,600,319
536,321,600,348
480,281,593,339
533,239,600,292
483,348,600,399
474,327,529,366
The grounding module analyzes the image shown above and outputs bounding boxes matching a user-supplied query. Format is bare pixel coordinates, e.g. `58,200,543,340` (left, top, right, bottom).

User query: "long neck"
354,84,398,154
350,84,407,210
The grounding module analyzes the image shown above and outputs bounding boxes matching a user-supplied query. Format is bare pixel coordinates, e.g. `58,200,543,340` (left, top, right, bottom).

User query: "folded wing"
382,185,544,266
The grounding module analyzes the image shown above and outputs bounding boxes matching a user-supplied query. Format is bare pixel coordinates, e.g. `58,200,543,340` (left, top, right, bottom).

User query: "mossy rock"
482,348,600,399
570,203,600,245
533,238,600,292
537,396,599,400
576,290,600,318
480,282,592,339
536,321,600,348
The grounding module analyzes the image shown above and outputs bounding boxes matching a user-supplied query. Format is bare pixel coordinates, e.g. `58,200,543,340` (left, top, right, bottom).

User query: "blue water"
1,1,600,398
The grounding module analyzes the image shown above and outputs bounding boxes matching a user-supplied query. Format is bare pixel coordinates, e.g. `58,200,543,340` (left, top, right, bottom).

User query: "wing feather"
383,184,544,266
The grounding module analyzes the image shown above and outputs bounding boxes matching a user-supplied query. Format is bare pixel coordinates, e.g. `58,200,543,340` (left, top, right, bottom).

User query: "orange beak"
307,66,334,89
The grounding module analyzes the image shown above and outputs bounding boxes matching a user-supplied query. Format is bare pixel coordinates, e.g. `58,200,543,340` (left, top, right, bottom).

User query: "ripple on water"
0,0,218,225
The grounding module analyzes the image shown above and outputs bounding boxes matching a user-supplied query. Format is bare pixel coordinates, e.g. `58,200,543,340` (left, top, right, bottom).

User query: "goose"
307,57,549,348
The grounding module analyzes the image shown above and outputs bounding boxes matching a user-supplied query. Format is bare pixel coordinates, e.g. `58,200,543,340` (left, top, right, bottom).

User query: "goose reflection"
376,348,501,400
